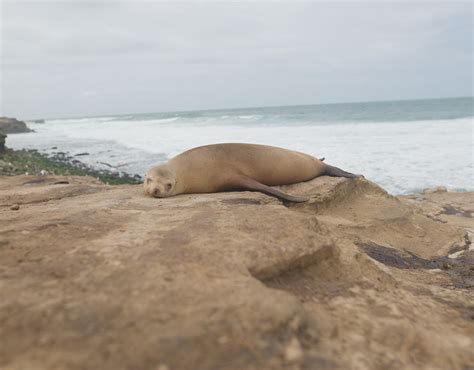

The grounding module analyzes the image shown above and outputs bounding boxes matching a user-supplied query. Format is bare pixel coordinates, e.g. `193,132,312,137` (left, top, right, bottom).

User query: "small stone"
10,204,20,210
284,337,303,363
448,250,464,259
465,231,473,245
441,261,452,270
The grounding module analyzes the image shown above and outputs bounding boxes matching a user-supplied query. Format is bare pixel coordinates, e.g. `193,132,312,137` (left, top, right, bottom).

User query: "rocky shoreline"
0,148,142,185
0,174,472,370
0,117,141,185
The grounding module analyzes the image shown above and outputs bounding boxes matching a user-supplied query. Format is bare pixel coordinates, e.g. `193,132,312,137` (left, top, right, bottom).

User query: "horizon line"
12,95,474,121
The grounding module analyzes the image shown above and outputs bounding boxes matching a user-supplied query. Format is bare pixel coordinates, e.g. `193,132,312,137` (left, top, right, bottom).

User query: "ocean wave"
9,101,473,194
46,116,117,125
42,113,474,130
238,115,262,120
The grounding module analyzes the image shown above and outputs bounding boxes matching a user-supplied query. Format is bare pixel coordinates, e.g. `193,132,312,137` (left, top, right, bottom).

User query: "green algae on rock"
0,148,141,185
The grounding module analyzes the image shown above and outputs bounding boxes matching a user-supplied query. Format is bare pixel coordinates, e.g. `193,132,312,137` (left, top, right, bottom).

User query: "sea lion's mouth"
143,186,162,198
152,189,163,198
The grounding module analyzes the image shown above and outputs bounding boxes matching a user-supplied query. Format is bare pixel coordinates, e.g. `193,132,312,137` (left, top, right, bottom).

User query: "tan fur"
144,143,349,202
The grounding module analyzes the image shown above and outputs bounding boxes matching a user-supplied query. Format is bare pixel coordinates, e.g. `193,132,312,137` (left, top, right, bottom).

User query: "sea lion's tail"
324,164,361,179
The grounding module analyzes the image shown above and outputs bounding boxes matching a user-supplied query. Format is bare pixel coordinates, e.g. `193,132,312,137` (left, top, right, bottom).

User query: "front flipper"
235,176,309,203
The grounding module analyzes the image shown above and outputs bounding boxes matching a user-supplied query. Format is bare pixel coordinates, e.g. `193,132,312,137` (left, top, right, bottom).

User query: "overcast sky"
1,1,472,119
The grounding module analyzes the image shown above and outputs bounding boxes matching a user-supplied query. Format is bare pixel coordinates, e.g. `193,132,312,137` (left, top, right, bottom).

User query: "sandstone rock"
400,190,474,229
423,186,448,194
0,175,472,370
0,117,33,134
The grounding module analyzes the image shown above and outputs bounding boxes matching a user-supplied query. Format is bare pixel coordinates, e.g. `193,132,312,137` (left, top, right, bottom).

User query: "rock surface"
0,117,33,134
0,175,473,370
0,130,5,152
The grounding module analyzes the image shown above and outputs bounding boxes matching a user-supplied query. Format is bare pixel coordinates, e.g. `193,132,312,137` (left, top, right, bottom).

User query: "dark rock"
441,205,472,218
0,117,33,134
0,129,6,152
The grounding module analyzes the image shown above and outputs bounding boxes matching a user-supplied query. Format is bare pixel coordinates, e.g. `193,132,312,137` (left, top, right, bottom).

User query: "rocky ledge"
0,176,472,370
0,117,33,134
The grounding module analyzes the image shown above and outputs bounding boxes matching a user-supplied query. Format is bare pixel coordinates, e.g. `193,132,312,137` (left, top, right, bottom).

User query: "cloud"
1,1,472,118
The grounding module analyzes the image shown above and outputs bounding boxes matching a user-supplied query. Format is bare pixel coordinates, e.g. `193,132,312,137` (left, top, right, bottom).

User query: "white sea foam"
46,116,117,124
7,115,473,194
238,115,262,120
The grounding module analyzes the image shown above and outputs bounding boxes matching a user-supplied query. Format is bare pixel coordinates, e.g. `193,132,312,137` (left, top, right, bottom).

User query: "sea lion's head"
144,164,177,198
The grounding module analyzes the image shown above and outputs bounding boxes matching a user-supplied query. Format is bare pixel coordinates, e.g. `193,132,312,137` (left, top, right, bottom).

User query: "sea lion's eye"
165,183,172,191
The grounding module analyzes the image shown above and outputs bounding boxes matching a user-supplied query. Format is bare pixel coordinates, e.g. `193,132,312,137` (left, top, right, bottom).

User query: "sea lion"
144,143,361,203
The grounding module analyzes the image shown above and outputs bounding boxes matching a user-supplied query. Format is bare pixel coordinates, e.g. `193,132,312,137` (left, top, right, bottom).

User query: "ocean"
6,97,473,195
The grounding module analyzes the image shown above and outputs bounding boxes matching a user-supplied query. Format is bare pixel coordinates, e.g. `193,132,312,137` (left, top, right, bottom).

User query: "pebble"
448,250,465,259
441,261,452,270
423,186,448,194
284,337,303,362
10,204,20,211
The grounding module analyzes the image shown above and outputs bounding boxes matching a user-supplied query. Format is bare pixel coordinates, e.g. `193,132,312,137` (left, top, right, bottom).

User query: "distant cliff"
0,117,33,133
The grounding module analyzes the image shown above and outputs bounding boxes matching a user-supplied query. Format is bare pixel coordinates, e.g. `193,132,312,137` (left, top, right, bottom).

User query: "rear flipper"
324,164,362,179
235,176,309,203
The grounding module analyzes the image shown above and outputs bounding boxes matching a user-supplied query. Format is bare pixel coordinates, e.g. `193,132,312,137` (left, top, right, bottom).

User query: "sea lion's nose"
153,188,161,197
